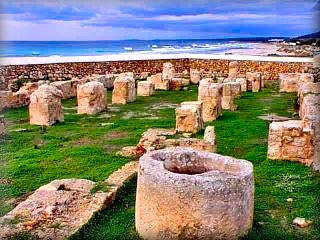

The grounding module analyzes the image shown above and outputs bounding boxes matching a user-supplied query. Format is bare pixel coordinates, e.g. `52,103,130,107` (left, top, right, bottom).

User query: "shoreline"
0,42,315,66
0,53,314,66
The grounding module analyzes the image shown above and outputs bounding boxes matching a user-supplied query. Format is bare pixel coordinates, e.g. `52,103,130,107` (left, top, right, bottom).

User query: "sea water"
0,38,275,57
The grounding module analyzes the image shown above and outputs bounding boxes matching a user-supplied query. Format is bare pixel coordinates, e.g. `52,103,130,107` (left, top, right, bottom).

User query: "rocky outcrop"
77,81,106,115
29,84,64,126
136,147,254,240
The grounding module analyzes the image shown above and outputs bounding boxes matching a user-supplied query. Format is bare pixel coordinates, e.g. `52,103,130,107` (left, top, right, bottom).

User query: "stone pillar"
246,72,262,92
299,94,320,120
267,120,314,165
176,101,204,133
198,79,222,122
148,73,169,90
204,126,216,152
0,116,5,136
228,61,240,79
236,78,247,92
222,82,241,111
136,147,254,240
190,69,201,84
162,62,175,81
137,81,155,96
29,84,64,126
77,81,106,115
169,77,183,91
112,73,136,104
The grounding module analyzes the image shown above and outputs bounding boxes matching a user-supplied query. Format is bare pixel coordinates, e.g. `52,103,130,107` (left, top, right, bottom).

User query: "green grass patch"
0,84,319,239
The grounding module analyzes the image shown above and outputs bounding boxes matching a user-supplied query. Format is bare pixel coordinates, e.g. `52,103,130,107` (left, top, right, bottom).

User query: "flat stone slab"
258,114,292,121
0,162,138,240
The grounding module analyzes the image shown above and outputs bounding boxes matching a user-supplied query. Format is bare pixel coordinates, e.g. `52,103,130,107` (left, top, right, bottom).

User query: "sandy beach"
0,43,313,66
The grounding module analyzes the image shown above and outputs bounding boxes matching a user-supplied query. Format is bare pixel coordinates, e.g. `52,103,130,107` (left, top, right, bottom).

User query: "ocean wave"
124,47,133,51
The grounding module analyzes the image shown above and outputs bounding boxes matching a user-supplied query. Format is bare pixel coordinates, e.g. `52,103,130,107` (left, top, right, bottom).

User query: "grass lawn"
1,83,319,239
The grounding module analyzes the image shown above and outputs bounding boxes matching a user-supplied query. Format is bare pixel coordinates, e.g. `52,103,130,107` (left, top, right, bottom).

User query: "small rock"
101,123,114,127
182,133,193,138
287,198,293,202
293,217,312,228
10,128,28,132
182,87,189,91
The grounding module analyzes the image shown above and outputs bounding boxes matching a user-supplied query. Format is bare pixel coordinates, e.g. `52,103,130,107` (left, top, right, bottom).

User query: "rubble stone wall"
0,59,310,90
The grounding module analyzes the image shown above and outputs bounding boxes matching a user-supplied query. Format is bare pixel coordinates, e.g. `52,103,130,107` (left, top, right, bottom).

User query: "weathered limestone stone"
222,82,241,111
148,73,169,90
169,77,183,91
51,80,78,99
162,62,175,81
246,72,262,92
91,74,115,89
112,73,136,104
176,102,204,133
267,120,314,165
198,79,222,122
228,61,240,79
77,81,106,115
190,68,201,84
279,73,313,93
0,161,138,240
29,84,64,126
203,126,216,152
0,116,5,136
299,94,320,120
298,82,320,106
139,72,150,80
136,147,254,240
236,78,247,92
137,81,155,96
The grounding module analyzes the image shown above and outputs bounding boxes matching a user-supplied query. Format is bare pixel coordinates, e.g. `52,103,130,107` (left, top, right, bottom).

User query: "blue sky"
0,0,319,41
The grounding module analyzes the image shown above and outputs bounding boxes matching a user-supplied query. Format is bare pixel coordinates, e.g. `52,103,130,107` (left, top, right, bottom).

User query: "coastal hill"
291,31,320,45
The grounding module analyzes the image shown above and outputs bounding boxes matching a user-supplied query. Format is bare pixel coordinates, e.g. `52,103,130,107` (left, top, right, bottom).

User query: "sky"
0,0,319,41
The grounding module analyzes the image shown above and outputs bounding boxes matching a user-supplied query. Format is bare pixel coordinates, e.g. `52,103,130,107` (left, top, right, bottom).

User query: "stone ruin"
137,80,155,97
136,147,254,240
176,101,204,133
112,72,136,104
246,72,262,92
279,73,314,93
236,77,247,92
148,73,169,90
198,79,222,122
51,79,82,99
228,61,240,79
119,127,216,158
29,84,64,126
77,81,106,115
268,76,320,167
222,82,241,111
162,62,175,82
190,68,201,84
267,120,314,165
0,115,4,136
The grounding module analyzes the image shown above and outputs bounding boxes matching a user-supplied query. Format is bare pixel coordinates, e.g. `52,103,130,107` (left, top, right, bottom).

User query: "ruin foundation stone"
169,77,183,91
137,81,155,96
299,94,320,120
246,72,262,92
148,73,169,90
228,61,240,79
136,147,254,240
198,79,222,122
162,62,175,81
236,78,247,92
29,84,64,126
267,120,314,165
222,82,241,111
176,101,204,133
279,73,314,93
190,69,201,84
77,81,106,115
112,73,136,104
0,116,4,136
51,80,79,99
